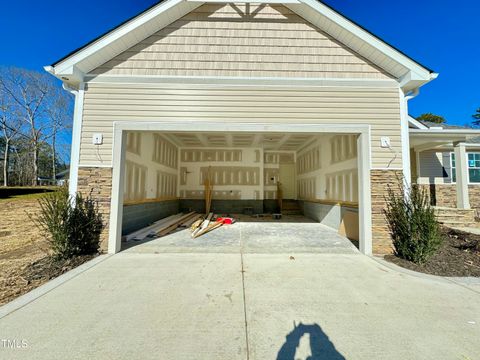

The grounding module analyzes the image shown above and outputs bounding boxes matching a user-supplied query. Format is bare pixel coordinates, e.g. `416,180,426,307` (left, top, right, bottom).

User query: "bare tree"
0,88,23,186
0,67,62,185
46,87,72,183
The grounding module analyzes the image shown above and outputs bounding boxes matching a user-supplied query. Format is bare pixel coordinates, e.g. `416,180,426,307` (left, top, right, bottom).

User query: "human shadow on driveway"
277,322,346,360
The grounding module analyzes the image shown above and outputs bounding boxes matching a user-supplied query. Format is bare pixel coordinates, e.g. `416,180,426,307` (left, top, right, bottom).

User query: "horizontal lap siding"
79,83,402,169
90,4,391,79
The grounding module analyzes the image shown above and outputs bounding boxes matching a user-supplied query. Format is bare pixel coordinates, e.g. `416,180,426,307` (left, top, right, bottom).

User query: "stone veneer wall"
418,184,480,212
370,169,403,254
417,184,456,208
77,167,113,251
467,186,480,211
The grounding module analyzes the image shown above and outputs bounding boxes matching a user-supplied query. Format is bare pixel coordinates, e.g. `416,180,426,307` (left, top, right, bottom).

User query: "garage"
107,123,372,255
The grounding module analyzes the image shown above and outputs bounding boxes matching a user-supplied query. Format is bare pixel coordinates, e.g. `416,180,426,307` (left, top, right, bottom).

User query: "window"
468,153,480,183
450,152,480,183
451,153,456,182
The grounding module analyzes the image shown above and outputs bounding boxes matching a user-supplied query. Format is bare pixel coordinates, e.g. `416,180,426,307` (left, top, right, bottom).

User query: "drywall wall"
179,147,298,201
124,132,178,202
296,134,358,202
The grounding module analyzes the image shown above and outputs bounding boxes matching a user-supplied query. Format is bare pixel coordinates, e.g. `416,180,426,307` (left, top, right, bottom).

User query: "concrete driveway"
1,251,479,359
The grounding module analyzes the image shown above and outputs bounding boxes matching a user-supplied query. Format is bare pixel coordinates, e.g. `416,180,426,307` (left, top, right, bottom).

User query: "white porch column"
454,143,470,209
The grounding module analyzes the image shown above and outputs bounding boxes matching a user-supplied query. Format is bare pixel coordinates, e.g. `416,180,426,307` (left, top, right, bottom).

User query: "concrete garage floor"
122,214,359,254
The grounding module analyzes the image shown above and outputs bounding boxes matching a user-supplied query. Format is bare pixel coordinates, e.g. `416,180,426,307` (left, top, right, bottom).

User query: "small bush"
384,180,443,264
34,186,103,259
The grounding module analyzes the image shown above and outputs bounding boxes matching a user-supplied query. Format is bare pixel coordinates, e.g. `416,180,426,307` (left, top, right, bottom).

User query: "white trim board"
107,121,373,255
408,116,428,130
411,129,480,135
113,121,371,134
85,75,400,88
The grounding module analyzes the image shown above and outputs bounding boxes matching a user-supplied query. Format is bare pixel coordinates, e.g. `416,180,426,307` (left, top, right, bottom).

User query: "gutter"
410,129,480,134
44,65,54,74
405,88,419,101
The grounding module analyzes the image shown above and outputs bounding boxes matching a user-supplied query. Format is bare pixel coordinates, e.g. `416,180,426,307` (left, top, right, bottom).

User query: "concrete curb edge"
0,254,112,319
371,255,480,286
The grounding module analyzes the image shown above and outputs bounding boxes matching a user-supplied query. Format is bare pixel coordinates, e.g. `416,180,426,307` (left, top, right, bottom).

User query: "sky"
0,0,478,126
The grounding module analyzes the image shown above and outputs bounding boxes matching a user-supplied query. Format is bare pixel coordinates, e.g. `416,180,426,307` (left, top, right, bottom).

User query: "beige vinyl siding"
90,3,392,79
79,82,402,169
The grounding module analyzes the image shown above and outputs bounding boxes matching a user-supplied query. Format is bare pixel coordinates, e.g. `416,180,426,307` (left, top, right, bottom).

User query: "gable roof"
419,121,472,130
45,0,437,90
408,116,480,134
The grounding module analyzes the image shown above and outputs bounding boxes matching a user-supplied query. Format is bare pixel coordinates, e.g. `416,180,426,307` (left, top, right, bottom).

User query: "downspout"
62,82,85,200
400,87,419,192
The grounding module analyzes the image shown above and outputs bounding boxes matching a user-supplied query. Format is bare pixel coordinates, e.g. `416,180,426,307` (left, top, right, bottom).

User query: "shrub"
34,186,103,259
384,180,443,264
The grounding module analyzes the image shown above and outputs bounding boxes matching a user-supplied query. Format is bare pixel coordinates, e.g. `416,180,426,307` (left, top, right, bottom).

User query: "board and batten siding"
90,3,392,79
79,82,402,169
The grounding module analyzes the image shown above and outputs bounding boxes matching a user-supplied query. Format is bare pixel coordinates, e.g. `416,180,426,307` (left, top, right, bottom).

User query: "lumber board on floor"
156,212,196,236
182,214,203,228
193,220,223,239
191,212,213,238
125,214,184,241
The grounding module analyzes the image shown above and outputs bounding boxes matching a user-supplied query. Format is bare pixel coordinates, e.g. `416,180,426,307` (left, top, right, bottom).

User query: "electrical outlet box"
380,137,391,148
92,133,103,145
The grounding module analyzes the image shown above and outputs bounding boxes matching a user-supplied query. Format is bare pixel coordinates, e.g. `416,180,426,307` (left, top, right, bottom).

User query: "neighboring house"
44,0,477,256
36,170,70,186
37,177,54,186
55,169,70,186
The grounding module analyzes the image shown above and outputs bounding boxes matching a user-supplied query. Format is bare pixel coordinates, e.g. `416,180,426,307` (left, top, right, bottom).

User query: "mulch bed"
0,254,97,306
385,227,480,277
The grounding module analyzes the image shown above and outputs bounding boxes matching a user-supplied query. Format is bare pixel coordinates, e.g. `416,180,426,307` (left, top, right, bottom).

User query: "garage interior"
120,130,360,251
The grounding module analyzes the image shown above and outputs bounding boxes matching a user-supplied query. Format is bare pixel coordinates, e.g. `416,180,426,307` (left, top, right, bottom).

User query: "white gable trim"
46,0,437,89
408,116,428,130
290,0,434,81
188,0,301,2
46,0,201,83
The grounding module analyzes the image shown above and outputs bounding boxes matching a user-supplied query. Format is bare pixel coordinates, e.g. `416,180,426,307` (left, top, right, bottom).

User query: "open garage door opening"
112,128,367,254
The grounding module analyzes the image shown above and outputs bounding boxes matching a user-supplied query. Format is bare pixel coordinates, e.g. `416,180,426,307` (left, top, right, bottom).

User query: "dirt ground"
385,227,480,277
0,195,96,305
0,198,51,305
